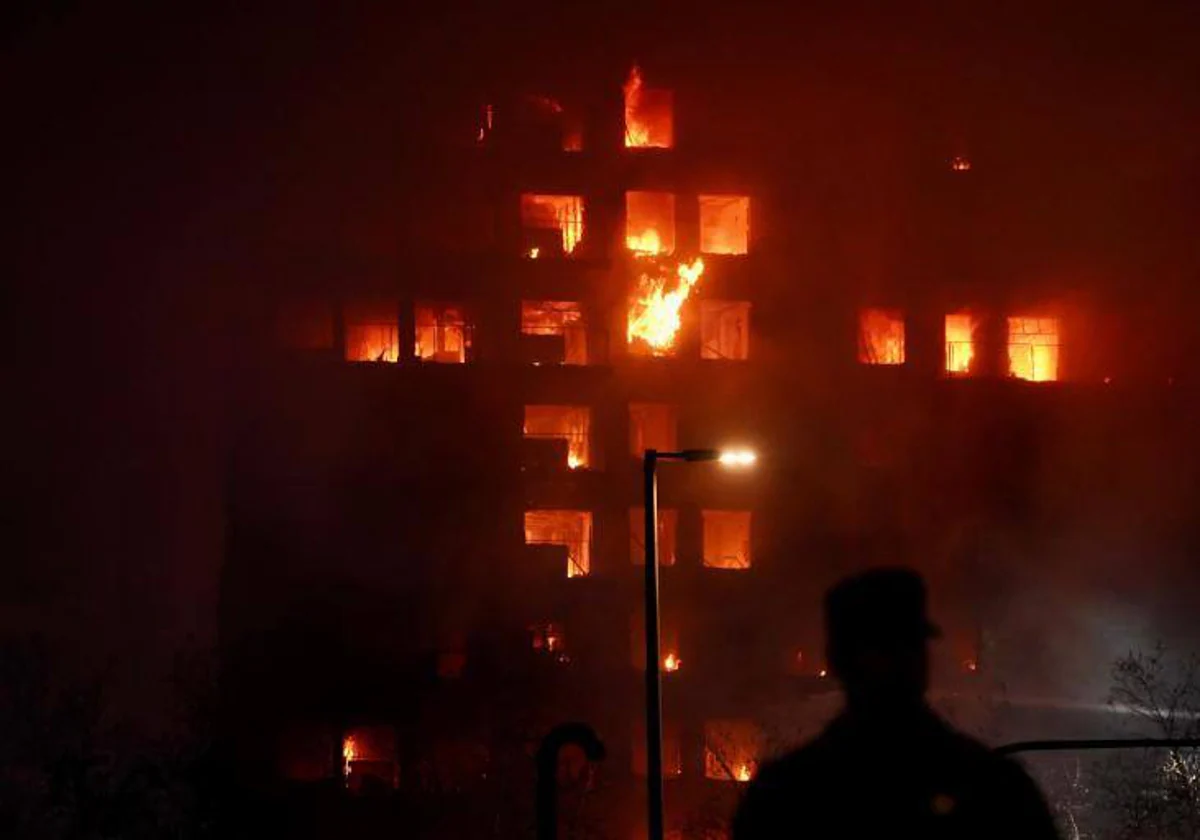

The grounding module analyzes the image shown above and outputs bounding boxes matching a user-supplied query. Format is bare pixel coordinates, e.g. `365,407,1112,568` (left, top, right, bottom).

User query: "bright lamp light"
718,449,757,467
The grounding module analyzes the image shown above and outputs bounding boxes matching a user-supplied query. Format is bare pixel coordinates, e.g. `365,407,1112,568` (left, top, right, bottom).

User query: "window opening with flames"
858,308,906,365
703,510,752,569
344,301,399,363
945,312,977,376
630,507,678,566
626,191,676,255
523,405,591,470
629,402,678,456
699,195,750,255
520,194,584,257
524,510,593,578
415,303,470,363
1007,316,1060,382
701,301,751,360
704,720,761,782
521,301,587,365
342,725,399,792
624,65,673,149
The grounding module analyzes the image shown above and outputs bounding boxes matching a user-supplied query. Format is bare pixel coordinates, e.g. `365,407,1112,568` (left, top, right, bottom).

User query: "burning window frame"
704,719,761,782
1007,315,1061,382
698,195,751,256
702,509,752,569
521,300,587,365
343,300,400,363
523,405,592,470
944,312,978,376
629,507,679,567
414,302,471,364
700,300,751,361
626,191,676,256
520,194,585,257
857,308,906,366
524,510,593,578
627,258,705,357
623,64,674,149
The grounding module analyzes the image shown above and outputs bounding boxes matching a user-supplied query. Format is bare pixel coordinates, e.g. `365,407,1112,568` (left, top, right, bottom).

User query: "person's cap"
824,567,941,647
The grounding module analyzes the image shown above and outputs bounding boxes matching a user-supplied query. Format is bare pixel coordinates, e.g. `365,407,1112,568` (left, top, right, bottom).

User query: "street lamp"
642,447,756,840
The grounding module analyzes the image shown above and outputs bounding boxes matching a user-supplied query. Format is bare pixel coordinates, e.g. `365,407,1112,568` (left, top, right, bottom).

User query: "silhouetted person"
733,568,1058,839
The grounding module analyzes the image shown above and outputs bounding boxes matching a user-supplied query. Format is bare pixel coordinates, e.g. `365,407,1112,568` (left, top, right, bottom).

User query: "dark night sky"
3,0,1199,723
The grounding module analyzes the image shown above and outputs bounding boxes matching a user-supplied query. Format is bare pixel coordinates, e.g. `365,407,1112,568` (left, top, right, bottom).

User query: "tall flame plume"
627,257,705,355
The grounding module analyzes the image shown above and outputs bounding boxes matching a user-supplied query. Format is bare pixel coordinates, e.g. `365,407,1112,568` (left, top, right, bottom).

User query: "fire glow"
664,652,681,672
623,65,673,149
627,257,705,356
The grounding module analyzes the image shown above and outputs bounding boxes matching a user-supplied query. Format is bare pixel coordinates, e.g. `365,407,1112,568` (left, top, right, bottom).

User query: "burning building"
223,50,1197,840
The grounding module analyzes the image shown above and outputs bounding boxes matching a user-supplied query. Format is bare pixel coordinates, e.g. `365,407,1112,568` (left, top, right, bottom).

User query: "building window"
632,722,683,777
700,301,751,360
702,510,751,569
630,507,678,566
343,725,398,792
626,191,676,255
520,194,584,257
1007,316,1060,382
623,65,673,149
524,510,593,578
277,299,334,350
704,720,760,782
415,303,470,363
945,313,977,376
858,308,905,365
699,195,750,255
629,403,677,456
344,301,399,363
524,405,591,470
521,301,587,365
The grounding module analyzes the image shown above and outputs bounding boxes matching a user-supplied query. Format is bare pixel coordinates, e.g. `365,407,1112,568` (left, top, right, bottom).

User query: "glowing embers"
857,308,906,365
523,405,592,470
415,302,470,363
529,622,569,663
1007,316,1061,382
632,721,683,777
524,510,593,578
702,510,751,569
344,301,399,363
521,301,587,365
700,301,750,360
629,507,678,566
699,195,750,255
627,257,704,356
520,194,584,257
623,64,673,149
629,402,678,456
704,720,761,782
342,726,398,792
626,191,676,255
945,313,978,376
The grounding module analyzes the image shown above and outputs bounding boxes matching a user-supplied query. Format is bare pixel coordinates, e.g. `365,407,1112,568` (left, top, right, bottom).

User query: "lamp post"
642,447,756,840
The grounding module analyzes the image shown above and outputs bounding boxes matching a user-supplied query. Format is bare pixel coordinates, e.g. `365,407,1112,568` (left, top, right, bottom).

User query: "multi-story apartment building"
221,59,1200,837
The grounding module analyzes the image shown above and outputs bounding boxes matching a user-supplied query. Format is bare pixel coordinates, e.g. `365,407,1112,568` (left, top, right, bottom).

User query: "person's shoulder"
750,732,839,789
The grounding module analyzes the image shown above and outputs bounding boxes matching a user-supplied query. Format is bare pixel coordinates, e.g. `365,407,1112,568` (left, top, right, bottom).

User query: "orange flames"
342,734,357,779
663,652,681,672
623,65,673,149
626,228,663,255
627,257,705,355
1008,316,1060,382
945,313,976,375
